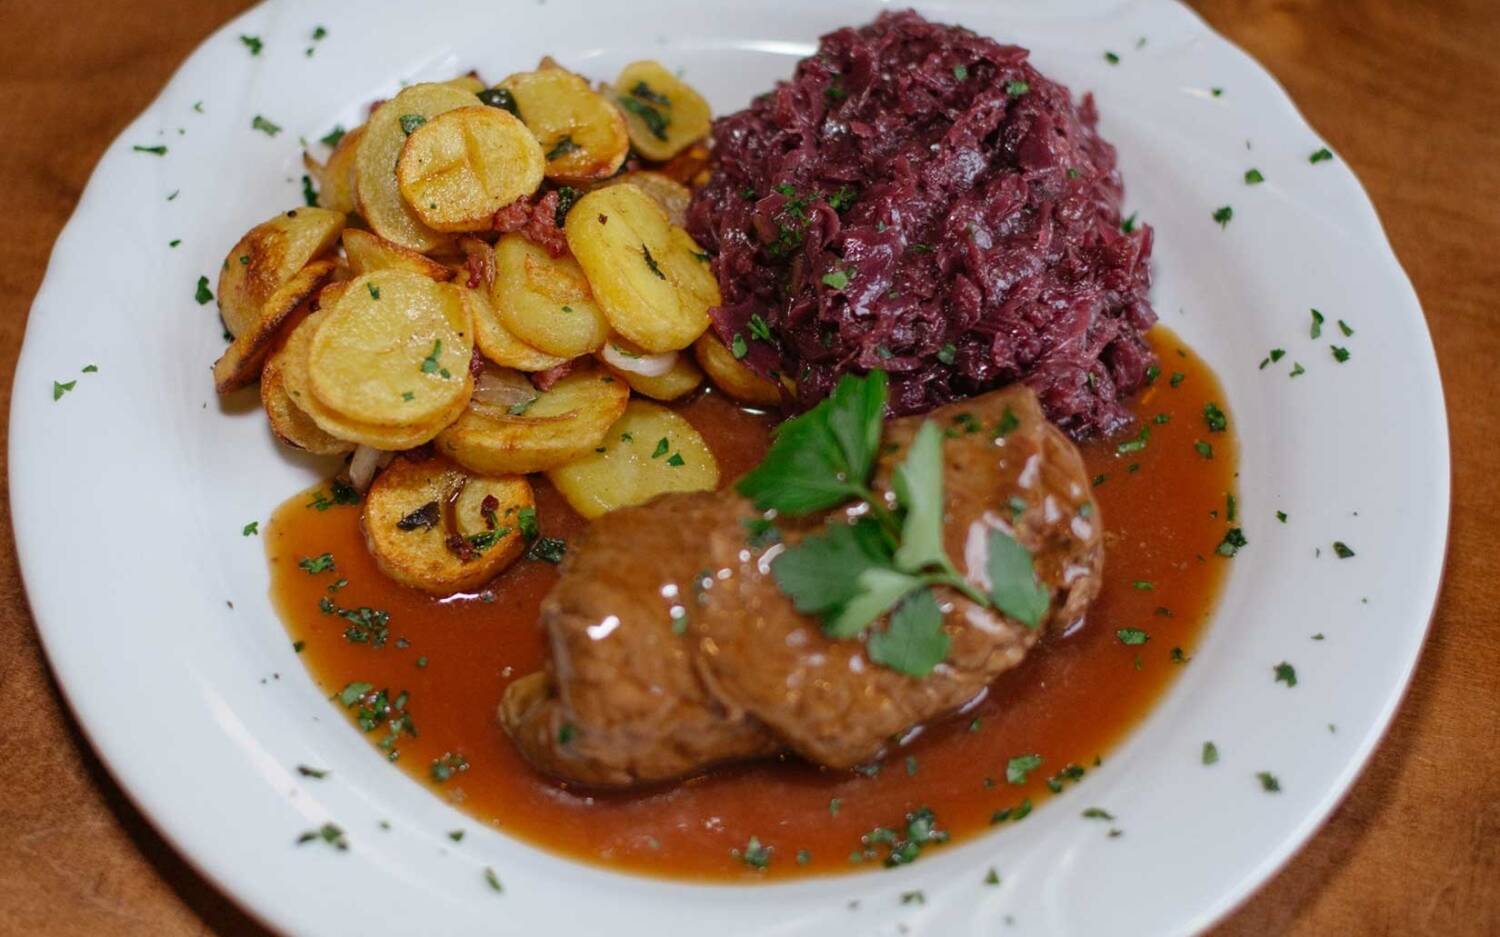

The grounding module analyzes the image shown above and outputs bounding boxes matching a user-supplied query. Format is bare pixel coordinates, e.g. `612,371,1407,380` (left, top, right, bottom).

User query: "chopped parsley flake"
420,339,442,374
398,113,427,135
1116,628,1149,646
1217,527,1248,557
1104,51,1121,64
1244,168,1265,185
295,823,347,850
1005,753,1043,785
1257,771,1282,792
298,552,335,574
52,380,76,401
1202,741,1219,765
194,276,214,305
545,135,581,160
734,836,772,870
1331,345,1351,363
430,752,469,783
1309,147,1334,164
132,144,167,156
821,268,850,290
1333,541,1356,559
1274,661,1298,687
1212,205,1234,228
242,521,259,536
952,65,969,80
1203,402,1228,432
239,35,263,55
250,114,282,137
641,244,666,279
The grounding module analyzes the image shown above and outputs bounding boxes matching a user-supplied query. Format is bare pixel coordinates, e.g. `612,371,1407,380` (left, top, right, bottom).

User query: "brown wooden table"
1,1,1494,933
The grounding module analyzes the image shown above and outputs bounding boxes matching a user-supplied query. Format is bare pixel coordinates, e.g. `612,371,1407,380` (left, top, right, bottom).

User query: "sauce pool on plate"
267,326,1238,880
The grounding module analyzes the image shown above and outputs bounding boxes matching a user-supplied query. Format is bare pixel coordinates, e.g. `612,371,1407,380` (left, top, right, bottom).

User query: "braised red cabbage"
686,10,1157,437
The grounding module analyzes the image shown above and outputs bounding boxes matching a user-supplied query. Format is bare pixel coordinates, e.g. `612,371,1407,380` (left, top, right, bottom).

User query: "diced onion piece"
601,340,677,377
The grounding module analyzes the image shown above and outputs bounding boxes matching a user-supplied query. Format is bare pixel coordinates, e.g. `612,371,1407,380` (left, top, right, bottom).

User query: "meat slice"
501,384,1103,787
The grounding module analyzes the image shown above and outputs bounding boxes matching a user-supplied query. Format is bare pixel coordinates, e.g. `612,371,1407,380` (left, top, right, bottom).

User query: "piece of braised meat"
501,384,1103,787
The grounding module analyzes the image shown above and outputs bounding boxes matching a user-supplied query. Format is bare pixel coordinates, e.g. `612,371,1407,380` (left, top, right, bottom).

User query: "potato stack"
212,60,784,595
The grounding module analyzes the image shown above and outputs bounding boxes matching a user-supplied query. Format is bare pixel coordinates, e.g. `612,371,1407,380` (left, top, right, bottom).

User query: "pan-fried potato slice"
308,271,473,426
396,106,545,232
213,258,337,394
595,171,691,226
692,332,786,407
491,233,609,358
444,74,486,95
303,125,365,215
498,67,629,183
436,364,627,474
282,308,472,450
466,274,570,372
548,400,719,519
599,345,703,401
354,83,478,252
362,456,532,595
260,343,354,455
608,61,712,162
217,207,346,338
342,229,453,281
656,140,712,187
565,184,719,353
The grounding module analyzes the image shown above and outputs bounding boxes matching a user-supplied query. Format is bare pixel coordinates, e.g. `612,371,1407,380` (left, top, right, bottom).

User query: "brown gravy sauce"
267,326,1237,880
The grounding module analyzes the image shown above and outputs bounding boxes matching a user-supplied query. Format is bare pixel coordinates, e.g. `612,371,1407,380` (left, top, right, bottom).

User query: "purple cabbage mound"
685,10,1157,437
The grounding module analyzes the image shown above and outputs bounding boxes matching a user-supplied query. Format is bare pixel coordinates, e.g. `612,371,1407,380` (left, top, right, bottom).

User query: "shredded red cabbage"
686,10,1157,437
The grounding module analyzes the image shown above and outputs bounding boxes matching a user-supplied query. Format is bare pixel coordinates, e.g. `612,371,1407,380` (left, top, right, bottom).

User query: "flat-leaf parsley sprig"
737,371,1051,677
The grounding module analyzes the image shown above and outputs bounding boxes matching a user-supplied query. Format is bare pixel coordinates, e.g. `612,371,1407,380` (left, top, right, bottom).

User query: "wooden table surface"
1,1,1495,933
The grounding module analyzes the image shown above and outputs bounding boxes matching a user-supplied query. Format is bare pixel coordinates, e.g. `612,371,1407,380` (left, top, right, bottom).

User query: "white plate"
10,1,1447,934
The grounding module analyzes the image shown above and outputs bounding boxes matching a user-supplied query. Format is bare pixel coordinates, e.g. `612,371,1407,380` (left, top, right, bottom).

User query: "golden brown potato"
396,106,545,232
213,258,338,394
303,125,365,216
692,332,786,407
595,171,691,226
491,233,609,358
217,207,346,338
282,308,473,450
462,250,571,372
436,363,627,474
547,400,719,519
598,343,703,401
362,456,532,595
307,271,473,427
656,140,712,188
443,75,486,95
608,61,712,162
260,341,355,455
499,67,629,183
342,229,454,281
354,83,479,252
565,184,719,353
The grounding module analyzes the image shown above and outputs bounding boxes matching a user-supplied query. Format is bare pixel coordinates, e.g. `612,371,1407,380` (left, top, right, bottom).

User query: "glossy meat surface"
501,385,1103,786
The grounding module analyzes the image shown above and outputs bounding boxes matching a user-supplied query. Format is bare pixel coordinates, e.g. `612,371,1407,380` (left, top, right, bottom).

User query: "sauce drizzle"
267,326,1237,880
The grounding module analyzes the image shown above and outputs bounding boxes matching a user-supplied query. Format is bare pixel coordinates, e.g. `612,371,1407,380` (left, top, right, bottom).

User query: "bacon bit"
492,191,569,256
367,98,386,117
493,199,531,234
468,349,486,379
480,494,500,530
445,533,479,563
458,236,494,290
532,359,580,391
